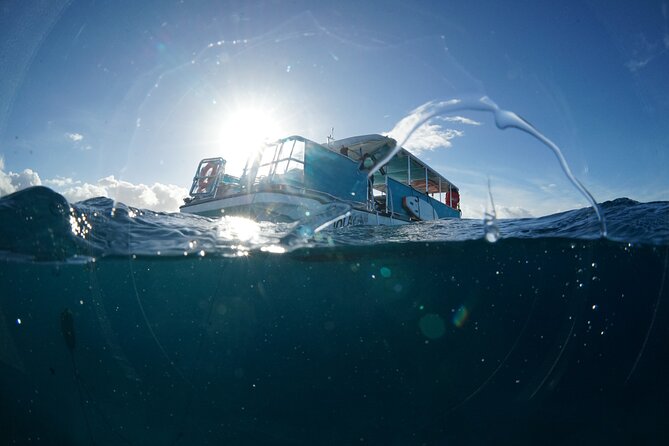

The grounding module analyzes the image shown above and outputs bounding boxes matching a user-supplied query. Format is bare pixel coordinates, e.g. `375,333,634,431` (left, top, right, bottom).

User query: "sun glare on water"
218,107,284,175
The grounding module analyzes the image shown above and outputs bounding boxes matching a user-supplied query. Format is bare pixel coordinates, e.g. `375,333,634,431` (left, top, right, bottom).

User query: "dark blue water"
1,186,668,445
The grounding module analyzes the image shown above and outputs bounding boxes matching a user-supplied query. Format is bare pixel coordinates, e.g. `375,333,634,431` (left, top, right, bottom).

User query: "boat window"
255,145,278,180
290,140,305,164
254,138,306,185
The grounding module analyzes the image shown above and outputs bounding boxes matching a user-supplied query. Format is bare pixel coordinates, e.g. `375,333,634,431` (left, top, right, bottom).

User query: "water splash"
484,178,500,243
276,203,352,251
375,96,607,237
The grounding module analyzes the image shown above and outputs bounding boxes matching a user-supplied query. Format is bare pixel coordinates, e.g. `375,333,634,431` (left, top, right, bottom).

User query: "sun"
218,106,284,175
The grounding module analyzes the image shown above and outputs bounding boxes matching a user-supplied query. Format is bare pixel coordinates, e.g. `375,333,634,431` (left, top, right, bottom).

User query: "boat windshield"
243,137,306,187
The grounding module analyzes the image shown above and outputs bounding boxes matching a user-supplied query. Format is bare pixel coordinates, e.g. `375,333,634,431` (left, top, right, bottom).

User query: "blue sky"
1,0,668,217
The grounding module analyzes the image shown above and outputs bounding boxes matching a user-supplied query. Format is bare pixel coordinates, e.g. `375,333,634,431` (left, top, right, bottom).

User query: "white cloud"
58,181,108,203
43,176,79,188
496,206,533,219
58,175,188,212
624,26,669,73
65,132,84,142
459,203,533,220
0,161,188,212
626,57,652,72
387,102,482,155
396,122,463,153
443,116,482,126
0,157,42,195
11,169,42,190
539,183,558,193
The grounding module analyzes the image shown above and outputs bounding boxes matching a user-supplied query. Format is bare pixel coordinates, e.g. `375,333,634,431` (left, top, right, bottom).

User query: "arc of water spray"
369,96,607,236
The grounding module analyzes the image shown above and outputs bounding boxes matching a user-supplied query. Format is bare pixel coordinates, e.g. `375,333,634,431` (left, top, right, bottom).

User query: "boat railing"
189,157,225,198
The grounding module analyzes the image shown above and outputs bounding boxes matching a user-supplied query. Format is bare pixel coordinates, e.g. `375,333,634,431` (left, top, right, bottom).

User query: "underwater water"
1,186,668,445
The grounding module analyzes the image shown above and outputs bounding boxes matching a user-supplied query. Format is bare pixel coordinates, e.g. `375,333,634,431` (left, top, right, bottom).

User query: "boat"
180,134,461,227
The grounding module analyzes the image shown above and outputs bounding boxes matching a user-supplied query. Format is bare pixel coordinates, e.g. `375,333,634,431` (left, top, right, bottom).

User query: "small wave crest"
0,186,81,260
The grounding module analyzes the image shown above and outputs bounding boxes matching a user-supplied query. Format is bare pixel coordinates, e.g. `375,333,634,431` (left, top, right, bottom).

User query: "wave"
0,186,667,261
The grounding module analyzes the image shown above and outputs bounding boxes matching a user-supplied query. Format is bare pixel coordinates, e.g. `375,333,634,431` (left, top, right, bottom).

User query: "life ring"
198,161,219,192
445,190,460,208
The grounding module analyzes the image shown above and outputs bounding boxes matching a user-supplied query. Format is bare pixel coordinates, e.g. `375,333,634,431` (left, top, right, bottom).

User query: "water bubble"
380,267,392,278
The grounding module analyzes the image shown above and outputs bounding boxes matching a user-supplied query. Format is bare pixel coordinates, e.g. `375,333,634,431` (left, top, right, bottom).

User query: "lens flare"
452,304,469,328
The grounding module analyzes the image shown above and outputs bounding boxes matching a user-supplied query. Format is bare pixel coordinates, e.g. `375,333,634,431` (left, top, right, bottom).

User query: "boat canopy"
327,134,458,196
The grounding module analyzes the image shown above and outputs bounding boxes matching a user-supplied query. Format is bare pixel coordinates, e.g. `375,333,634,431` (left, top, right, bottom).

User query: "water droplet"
484,178,500,242
484,217,500,243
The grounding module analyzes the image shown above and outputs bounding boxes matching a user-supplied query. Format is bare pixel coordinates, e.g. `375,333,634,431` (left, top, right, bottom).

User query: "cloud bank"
0,157,42,195
0,159,188,212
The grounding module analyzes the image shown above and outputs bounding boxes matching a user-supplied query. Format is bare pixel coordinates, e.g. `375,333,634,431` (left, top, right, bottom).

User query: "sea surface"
1,186,668,445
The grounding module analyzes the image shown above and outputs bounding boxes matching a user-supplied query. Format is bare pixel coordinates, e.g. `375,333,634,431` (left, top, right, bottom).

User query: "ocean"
1,186,668,445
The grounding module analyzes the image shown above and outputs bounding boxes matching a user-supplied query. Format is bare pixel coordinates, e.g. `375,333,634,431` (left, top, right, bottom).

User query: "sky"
1,0,668,218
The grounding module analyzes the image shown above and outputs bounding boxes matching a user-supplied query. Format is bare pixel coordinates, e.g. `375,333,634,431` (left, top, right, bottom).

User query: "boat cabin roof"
326,134,458,194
